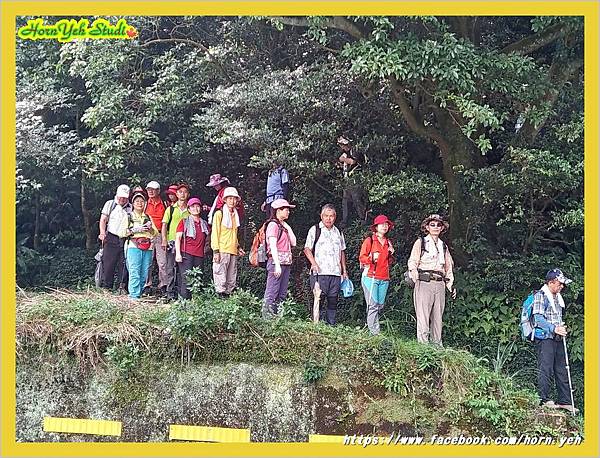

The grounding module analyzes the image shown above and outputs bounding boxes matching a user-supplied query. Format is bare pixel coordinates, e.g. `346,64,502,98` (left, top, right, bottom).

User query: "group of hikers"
96,135,578,414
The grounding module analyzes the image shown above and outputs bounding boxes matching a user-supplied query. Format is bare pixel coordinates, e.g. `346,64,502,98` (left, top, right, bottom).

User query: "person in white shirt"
98,184,132,290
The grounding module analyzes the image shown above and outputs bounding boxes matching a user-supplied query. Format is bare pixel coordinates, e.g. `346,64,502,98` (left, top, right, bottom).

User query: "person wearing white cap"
143,180,169,295
262,198,297,318
206,173,245,224
98,184,132,290
532,268,578,414
211,187,245,297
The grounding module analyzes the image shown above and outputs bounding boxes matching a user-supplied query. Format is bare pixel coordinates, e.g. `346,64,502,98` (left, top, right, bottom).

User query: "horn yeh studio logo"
18,18,138,43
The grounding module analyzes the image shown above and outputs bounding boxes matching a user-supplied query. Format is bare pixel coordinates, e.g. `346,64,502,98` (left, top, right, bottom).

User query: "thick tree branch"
272,16,365,40
513,57,582,147
501,22,571,56
389,77,447,148
140,38,234,84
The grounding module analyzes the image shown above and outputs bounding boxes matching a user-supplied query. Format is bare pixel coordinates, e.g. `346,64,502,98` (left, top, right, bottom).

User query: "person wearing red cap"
359,215,395,335
407,214,456,345
174,197,210,299
166,184,179,205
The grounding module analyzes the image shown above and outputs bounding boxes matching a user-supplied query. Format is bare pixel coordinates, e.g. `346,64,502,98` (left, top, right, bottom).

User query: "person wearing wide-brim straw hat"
359,214,395,335
407,214,455,345
211,187,245,297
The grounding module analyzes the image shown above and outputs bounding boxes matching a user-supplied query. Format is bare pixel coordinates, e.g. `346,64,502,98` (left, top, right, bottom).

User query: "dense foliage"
15,16,584,407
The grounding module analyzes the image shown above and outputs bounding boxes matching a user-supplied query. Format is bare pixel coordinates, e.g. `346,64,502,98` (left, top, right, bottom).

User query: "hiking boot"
541,400,559,409
556,404,579,414
142,286,153,296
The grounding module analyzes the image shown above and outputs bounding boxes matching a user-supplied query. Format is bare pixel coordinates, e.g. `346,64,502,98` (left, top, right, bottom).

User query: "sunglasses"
428,222,444,228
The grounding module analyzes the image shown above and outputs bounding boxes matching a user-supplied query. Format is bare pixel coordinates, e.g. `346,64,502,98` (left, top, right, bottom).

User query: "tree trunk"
33,191,41,251
81,175,96,250
432,108,479,267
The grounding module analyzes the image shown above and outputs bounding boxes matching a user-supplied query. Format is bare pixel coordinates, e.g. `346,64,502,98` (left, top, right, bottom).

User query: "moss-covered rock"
15,289,582,442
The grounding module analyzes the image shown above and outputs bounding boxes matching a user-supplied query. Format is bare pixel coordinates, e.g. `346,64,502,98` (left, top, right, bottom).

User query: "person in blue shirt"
532,268,578,414
261,161,290,219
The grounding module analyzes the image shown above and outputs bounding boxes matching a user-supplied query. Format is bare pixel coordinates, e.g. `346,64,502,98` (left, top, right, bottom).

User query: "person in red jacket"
359,214,395,335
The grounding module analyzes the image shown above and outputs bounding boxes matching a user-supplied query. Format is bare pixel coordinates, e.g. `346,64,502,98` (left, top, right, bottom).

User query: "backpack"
520,290,539,341
249,219,284,268
163,205,176,234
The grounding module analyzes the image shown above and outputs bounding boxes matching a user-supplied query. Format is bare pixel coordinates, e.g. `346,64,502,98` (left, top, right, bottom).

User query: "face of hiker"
321,209,336,229
276,207,290,221
146,188,159,199
376,222,389,235
426,220,444,236
177,187,189,202
168,193,177,203
224,196,238,209
132,196,145,211
189,203,201,216
548,279,565,294
117,196,129,206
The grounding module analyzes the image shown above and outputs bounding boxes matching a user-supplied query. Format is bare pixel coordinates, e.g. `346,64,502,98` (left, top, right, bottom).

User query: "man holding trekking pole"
532,268,578,414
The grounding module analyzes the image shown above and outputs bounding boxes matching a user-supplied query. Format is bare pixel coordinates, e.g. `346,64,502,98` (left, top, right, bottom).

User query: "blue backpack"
520,290,538,341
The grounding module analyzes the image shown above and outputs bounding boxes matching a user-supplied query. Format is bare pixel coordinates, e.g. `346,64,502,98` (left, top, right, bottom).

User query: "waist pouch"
131,237,151,250
270,251,293,265
418,270,445,282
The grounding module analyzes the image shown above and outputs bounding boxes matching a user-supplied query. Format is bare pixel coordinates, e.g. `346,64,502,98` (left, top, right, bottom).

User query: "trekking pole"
312,272,321,324
561,323,576,416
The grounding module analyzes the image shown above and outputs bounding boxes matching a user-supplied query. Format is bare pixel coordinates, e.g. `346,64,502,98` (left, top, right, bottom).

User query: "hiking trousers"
165,249,177,295
535,337,571,405
310,274,341,325
413,279,445,344
177,254,204,299
101,233,127,289
213,253,238,294
126,246,153,299
263,258,292,317
145,234,169,289
362,275,390,335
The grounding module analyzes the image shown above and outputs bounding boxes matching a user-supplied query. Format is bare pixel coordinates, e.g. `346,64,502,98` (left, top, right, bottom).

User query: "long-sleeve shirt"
532,288,564,339
210,208,239,255
407,236,454,291
359,235,392,280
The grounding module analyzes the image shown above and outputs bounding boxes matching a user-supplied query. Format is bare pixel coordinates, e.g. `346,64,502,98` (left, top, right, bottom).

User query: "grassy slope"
15,288,582,438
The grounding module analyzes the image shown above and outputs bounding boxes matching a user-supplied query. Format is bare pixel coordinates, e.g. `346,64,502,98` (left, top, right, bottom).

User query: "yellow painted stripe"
169,424,250,442
308,434,347,443
43,417,122,436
